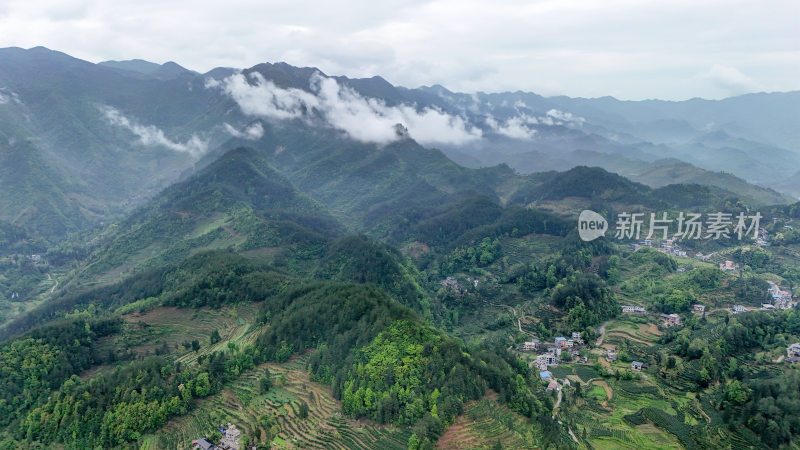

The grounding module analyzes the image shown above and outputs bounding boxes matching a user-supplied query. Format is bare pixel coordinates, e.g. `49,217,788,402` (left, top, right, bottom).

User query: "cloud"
223,122,265,140
100,105,209,157
219,73,320,120
702,64,762,96
485,114,537,139
0,88,21,105
546,109,585,126
215,71,481,145
485,108,584,139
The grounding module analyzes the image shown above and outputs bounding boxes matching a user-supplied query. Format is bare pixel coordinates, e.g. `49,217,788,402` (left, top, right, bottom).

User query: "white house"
622,305,646,314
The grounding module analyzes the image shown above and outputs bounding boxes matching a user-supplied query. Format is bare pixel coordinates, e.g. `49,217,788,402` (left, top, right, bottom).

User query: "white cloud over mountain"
214,71,482,146
100,105,209,157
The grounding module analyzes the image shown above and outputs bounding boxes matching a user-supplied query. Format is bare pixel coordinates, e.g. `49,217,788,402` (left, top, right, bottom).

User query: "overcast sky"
1,0,798,100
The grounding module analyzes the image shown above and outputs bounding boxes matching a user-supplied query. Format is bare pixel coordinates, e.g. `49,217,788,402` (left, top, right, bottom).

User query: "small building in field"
660,313,682,327
540,371,551,380
692,304,705,315
631,361,644,371
546,380,560,391
606,347,617,362
622,305,646,314
787,343,800,362
521,339,539,352
720,260,739,272
732,305,746,314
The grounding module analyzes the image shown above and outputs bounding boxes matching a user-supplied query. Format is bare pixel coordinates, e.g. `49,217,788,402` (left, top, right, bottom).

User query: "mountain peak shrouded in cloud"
208,70,483,146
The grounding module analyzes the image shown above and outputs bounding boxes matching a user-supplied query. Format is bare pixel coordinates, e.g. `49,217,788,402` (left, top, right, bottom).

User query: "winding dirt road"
595,320,612,346
48,273,58,294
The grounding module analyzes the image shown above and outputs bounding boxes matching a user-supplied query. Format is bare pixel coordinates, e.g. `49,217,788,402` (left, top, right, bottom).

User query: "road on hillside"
48,273,58,294
595,320,612,346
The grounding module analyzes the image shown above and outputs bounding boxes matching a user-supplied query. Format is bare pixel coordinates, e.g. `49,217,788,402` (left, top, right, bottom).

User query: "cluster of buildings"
539,372,568,392
726,282,797,315
767,281,797,310
630,238,688,258
622,305,682,326
657,239,688,257
521,332,588,374
439,276,482,293
439,276,467,294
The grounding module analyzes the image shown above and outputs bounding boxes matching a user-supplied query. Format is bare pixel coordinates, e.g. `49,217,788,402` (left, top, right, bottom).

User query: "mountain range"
1,46,798,241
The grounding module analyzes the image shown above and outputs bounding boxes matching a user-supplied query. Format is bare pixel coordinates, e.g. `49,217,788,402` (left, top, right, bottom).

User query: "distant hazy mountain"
0,47,238,236
98,59,196,80
1,45,798,241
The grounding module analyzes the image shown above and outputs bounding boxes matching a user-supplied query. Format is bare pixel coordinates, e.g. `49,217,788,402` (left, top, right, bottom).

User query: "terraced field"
148,354,410,449
113,303,261,360
604,320,661,347
499,234,564,266
566,375,687,449
436,392,542,449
